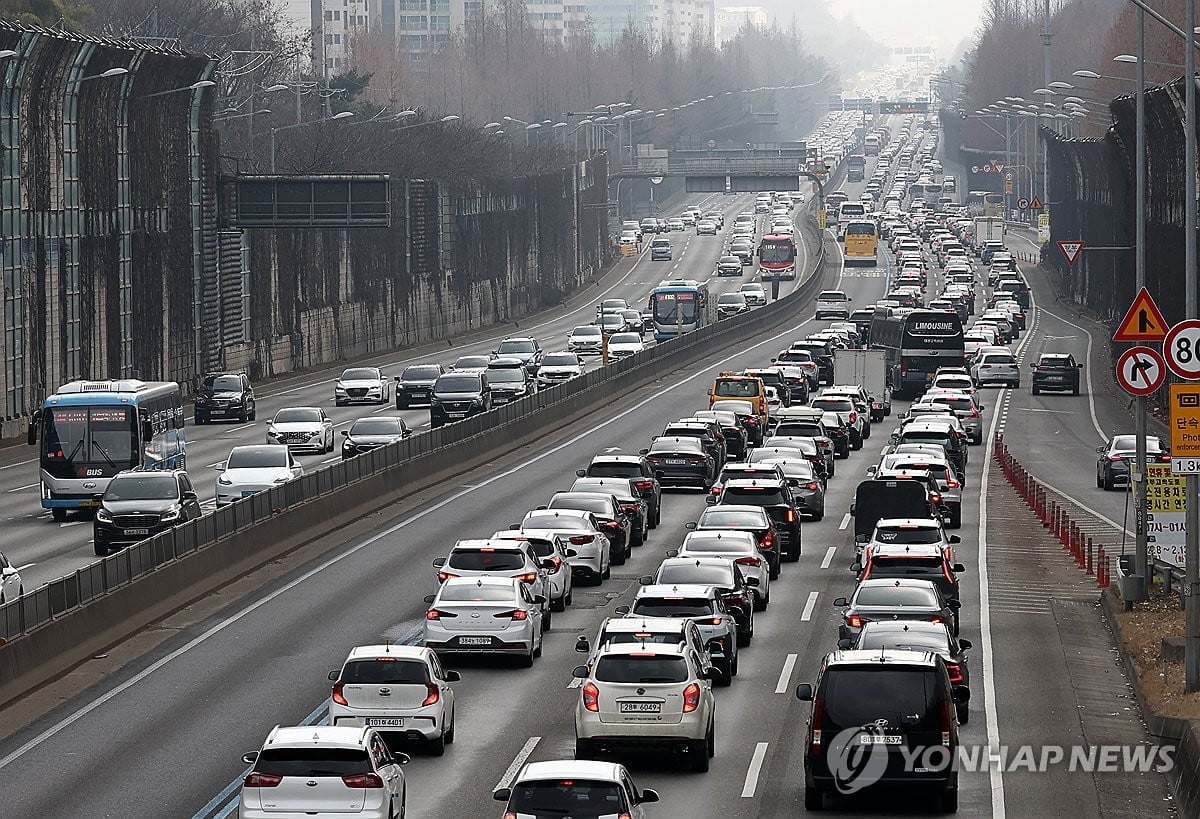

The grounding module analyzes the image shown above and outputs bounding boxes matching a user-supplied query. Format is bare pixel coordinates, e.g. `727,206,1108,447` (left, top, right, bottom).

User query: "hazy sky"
828,0,986,54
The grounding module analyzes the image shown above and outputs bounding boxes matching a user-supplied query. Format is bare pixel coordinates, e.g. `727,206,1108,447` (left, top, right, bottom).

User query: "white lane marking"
1030,296,1105,442
59,521,83,528
978,376,1007,819
741,742,770,798
838,512,851,530
495,736,541,792
0,458,36,472
799,591,819,622
774,654,798,694
321,456,340,465
820,546,836,570
7,482,38,492
567,676,583,689
16,563,36,571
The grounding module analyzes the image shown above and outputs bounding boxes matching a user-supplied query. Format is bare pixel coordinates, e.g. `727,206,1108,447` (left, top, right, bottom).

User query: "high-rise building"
714,5,767,45
585,0,713,46
311,0,373,76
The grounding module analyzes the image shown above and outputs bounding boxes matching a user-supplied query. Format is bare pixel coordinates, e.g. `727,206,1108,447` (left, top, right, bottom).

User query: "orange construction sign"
1113,287,1168,342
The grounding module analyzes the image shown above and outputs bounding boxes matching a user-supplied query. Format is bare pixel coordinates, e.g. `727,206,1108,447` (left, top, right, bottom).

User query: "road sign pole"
1132,6,1150,605
1187,0,1199,695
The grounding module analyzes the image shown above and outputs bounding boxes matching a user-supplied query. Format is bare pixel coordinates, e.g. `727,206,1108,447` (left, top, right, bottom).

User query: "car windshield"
700,510,767,528
649,438,703,453
586,462,639,478
498,340,536,354
488,369,524,383
657,564,735,586
542,353,580,366
273,408,321,424
341,368,378,381
609,333,641,345
720,256,740,265
594,654,689,683
447,549,526,571
436,375,481,392
453,356,490,369
1112,435,1164,453
340,659,429,685
854,586,939,606
748,448,807,464
508,780,627,817
226,447,288,469
573,327,602,337
252,748,374,778
348,419,404,436
875,526,942,544
439,584,516,602
810,398,852,411
103,475,178,501
631,598,714,618
549,496,610,515
203,375,242,391
823,668,940,731
402,365,442,380
718,295,746,306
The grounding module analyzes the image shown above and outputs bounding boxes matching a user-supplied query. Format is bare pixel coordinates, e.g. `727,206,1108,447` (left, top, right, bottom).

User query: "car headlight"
308,430,323,439
217,476,233,486
273,475,290,484
161,507,181,523
95,508,113,523
266,427,278,438
335,383,346,392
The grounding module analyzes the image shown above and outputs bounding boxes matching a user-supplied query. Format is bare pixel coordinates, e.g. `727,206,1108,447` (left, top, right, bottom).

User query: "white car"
0,550,23,603
335,366,390,406
971,350,1020,387
518,508,612,585
537,351,584,386
740,283,767,306
215,444,303,507
266,406,335,453
675,529,770,609
814,290,852,319
494,760,660,818
696,220,718,236
238,725,408,819
607,332,646,359
431,538,554,628
423,576,545,666
573,643,717,771
327,645,460,754
567,325,604,355
490,528,576,611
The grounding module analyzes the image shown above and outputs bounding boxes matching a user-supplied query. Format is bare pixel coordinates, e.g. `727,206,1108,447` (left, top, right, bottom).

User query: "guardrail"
0,214,830,706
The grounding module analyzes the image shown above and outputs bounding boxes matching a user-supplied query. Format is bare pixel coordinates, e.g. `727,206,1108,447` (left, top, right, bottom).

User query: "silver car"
265,407,334,453
335,367,390,406
423,576,545,666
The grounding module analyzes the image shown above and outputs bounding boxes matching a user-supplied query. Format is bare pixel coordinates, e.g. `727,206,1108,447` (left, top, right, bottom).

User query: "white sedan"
335,367,390,406
0,550,23,604
607,332,646,359
740,283,767,306
266,407,335,453
215,444,303,507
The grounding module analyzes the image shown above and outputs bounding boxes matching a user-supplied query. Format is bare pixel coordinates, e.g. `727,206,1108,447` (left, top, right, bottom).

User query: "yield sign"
1113,286,1168,342
1057,240,1085,266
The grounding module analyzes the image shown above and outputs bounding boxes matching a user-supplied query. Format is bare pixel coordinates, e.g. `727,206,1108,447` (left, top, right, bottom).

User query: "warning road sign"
1057,240,1085,266
1113,287,1168,342
1029,195,1044,209
1115,346,1166,396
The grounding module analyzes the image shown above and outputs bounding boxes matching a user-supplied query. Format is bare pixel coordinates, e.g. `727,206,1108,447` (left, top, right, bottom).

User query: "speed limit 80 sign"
1165,319,1200,379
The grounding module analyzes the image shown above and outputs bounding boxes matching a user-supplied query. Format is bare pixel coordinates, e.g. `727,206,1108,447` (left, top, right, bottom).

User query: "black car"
743,368,792,407
687,505,782,579
487,359,536,404
709,477,801,561
93,469,203,555
1030,353,1081,396
645,557,758,644
577,454,662,528
429,372,492,428
570,477,650,547
341,416,412,459
395,363,445,409
789,341,835,385
662,421,727,468
764,366,810,406
1097,433,1170,490
194,372,255,423
690,409,750,460
796,649,967,811
641,436,716,490
492,337,543,376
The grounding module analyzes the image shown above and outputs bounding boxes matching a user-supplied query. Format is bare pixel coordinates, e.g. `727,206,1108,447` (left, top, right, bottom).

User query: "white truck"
972,217,1006,256
834,348,891,422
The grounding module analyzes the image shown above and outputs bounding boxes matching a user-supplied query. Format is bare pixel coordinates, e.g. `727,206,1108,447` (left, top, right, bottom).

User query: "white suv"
494,760,660,817
971,349,1020,387
431,539,554,628
815,290,852,319
573,643,718,772
238,725,408,819
328,645,459,755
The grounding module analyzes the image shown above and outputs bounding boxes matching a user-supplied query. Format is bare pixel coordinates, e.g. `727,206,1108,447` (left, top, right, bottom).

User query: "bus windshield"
42,407,137,476
758,239,796,264
653,291,699,324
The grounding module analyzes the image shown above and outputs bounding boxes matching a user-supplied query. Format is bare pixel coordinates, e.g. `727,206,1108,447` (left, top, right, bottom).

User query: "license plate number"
365,718,405,727
458,636,492,646
210,409,225,415
860,735,902,745
242,490,257,497
448,412,466,418
123,528,149,536
78,500,100,508
665,459,689,465
620,702,662,713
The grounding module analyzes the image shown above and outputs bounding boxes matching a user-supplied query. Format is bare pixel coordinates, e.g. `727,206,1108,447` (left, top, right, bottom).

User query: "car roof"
868,542,947,557
701,504,769,517
441,575,519,589
450,538,524,552
682,529,757,546
344,645,430,662
825,648,940,669
602,615,691,633
723,477,786,488
856,577,940,591
515,759,629,784
589,454,642,464
593,641,689,658
876,517,943,528
265,725,371,750
659,556,736,571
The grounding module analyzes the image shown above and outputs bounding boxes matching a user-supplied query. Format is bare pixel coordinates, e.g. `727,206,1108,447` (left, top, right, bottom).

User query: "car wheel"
1072,386,1080,396
93,543,107,556
551,592,567,612
804,785,825,811
811,510,824,522
428,730,446,757
1102,473,1114,491
738,621,753,648
753,591,767,612
518,645,535,668
52,508,67,522
249,409,256,421
542,608,552,632
195,414,207,425
575,739,595,760
611,545,625,566
769,563,780,581
715,659,733,687
565,588,574,606
957,704,970,725
939,786,959,813
1031,385,1040,395
689,737,711,772
652,503,661,528
1096,472,1104,488
950,508,962,529
602,563,611,580
631,525,644,548
534,632,543,658
707,722,716,758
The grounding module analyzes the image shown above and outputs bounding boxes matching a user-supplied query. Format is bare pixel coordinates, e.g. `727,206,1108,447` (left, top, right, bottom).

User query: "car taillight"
331,681,348,706
785,508,796,523
426,608,457,620
946,478,960,489
569,535,594,545
710,484,723,495
941,694,954,743
645,455,662,462
244,772,282,788
930,492,942,503
342,773,384,789
848,411,857,424
516,572,538,584
495,609,529,620
422,683,440,707
760,532,775,549
603,520,622,529
621,503,639,515
1108,455,1123,462
704,616,724,626
436,572,458,583
548,556,564,570
583,681,600,711
682,682,702,713
807,481,820,491
846,614,868,628
946,663,965,684
1160,454,1172,462
810,696,825,755
744,417,758,425
929,615,946,624
634,480,654,490
735,556,760,566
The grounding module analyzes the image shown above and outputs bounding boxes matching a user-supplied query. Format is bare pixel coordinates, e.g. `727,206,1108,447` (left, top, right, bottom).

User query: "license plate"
78,500,100,508
242,490,257,497
210,409,225,415
458,636,493,646
448,412,466,418
365,718,405,727
123,528,149,536
665,459,689,465
860,734,903,745
620,701,662,713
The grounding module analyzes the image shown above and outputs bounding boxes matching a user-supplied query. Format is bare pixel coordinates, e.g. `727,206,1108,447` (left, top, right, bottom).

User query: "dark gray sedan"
834,578,959,642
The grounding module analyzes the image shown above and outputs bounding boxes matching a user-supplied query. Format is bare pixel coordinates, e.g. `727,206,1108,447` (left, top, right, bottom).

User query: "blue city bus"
27,380,186,519
648,279,711,341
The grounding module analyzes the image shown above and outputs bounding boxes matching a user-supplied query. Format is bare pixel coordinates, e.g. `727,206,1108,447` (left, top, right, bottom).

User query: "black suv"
395,363,446,409
195,372,255,423
709,477,802,561
789,341,835,385
430,372,492,428
796,649,968,812
93,469,203,555
577,454,662,528
743,369,792,407
1030,353,1081,396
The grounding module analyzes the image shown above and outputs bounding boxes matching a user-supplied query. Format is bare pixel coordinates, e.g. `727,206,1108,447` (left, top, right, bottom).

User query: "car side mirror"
865,465,877,475
564,548,577,558
541,559,557,571
443,670,461,682
508,523,520,530
341,430,350,437
949,535,961,544
614,605,631,616
394,376,402,382
796,683,814,701
705,495,719,505
533,595,546,605
837,638,852,649
947,599,961,610
685,522,697,530
575,636,590,653
952,562,966,573
572,665,589,679
639,575,654,585
958,639,973,650
328,670,339,681
850,562,862,574
640,789,661,804
432,557,446,569
639,448,649,455
423,594,436,605
242,752,259,764
575,469,586,477
1096,446,1105,453
183,490,198,500
745,576,760,587
493,788,511,802
704,667,721,681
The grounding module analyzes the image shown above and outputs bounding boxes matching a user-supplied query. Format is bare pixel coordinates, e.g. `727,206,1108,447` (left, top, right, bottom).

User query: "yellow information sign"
1146,464,1187,513
817,209,827,231
1170,382,1200,458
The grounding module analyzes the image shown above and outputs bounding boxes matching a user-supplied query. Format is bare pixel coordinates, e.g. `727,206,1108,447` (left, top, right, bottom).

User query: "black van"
796,649,968,812
851,478,935,545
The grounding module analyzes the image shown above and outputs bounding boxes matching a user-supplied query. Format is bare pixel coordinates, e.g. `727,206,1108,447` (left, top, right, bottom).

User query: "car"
432,538,554,626
0,550,22,603
450,354,492,374
238,726,409,819
423,576,545,665
620,310,646,335
607,332,646,359
429,372,492,428
335,367,390,406
92,469,202,556
577,454,662,527
729,239,755,265
874,455,964,526
842,621,973,723
716,293,749,319
1031,352,1082,395
641,436,717,489
675,529,770,609
494,760,660,817
327,645,460,754
815,290,852,320
691,409,750,461
795,650,966,811
809,394,866,449
921,389,985,446
597,312,628,335
517,508,613,584
970,349,1019,387
266,406,335,453
650,237,673,260
214,444,303,507
570,477,650,546
666,218,685,231
771,349,820,388
687,504,782,579
341,416,412,459
834,578,960,641
709,477,801,562
548,491,634,563
490,528,576,611
573,643,717,771
194,371,255,423
752,453,825,520
487,358,536,404
854,542,966,609
859,517,961,563
642,556,758,644
537,351,584,386
618,230,639,247
640,217,660,235
716,255,743,276
568,325,605,355
492,337,543,373
695,219,718,236
702,210,725,229
1097,434,1170,490
618,584,740,682
740,282,767,306
576,616,719,681
394,363,445,408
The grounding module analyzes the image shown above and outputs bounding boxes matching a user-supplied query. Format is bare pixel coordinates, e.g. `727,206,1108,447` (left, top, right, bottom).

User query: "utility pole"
1041,0,1052,206
1186,0,1200,693
1132,5,1150,605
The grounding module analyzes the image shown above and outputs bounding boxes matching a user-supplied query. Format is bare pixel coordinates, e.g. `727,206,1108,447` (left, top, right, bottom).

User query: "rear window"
509,780,626,815
857,632,951,653
632,597,714,618
875,527,943,545
1038,357,1072,369
700,510,768,528
721,487,788,506
869,557,944,577
983,354,1016,364
775,422,822,438
447,549,525,571
594,654,689,683
657,564,735,586
822,668,940,730
439,584,515,602
587,463,640,479
402,365,442,380
715,379,761,398
811,398,853,412
549,496,611,515
341,659,429,685
253,748,372,777
854,586,938,606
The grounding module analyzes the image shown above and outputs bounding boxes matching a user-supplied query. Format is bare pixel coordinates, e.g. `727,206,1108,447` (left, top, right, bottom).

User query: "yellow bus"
844,220,878,267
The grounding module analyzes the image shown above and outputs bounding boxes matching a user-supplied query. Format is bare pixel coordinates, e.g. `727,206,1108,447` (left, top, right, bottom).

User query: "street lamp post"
270,111,354,173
